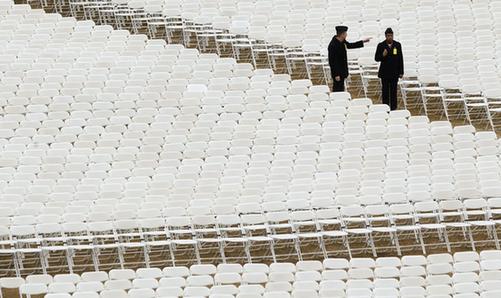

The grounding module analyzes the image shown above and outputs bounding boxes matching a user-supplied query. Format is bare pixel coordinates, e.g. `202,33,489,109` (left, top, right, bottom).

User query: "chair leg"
66,248,74,274
92,247,100,271
318,236,328,259
343,235,352,259
466,226,476,251
462,101,472,124
243,241,251,264
367,233,377,257
294,238,302,261
39,250,47,275
193,242,201,265
441,228,452,253
218,241,226,264
391,231,402,256
117,245,125,269
13,251,21,277
491,225,501,250
168,243,176,267
269,240,277,263
411,229,426,255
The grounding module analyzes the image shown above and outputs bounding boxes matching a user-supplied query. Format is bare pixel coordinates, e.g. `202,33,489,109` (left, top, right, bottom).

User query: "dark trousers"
381,77,398,110
332,78,345,92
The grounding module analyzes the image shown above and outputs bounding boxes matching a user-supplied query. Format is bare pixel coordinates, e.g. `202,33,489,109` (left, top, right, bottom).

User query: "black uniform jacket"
328,37,364,79
374,40,404,79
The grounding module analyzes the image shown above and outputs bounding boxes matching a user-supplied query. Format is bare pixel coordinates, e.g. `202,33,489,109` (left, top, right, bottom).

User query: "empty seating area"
3,0,501,279
3,252,501,297
59,0,501,130
3,3,501,298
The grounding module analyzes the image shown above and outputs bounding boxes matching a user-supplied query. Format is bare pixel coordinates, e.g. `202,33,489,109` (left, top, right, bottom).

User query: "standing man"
374,28,404,110
328,26,371,92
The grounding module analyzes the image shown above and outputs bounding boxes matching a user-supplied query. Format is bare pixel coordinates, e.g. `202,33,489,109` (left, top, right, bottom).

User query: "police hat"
336,26,348,34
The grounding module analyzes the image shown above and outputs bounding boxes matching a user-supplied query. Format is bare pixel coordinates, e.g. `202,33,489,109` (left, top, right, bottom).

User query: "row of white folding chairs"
15,283,501,297
0,192,495,220
10,139,469,155
1,155,498,183
1,145,498,177
0,109,467,127
2,150,499,177
1,180,498,206
4,252,501,277
1,159,499,188
0,108,480,133
0,116,479,135
7,121,470,141
0,85,347,102
1,128,495,152
3,153,498,176
3,152,498,172
0,69,306,87
1,198,484,224
1,136,498,156
1,126,496,147
0,100,410,121
2,196,501,239
0,130,495,159
5,252,501,297
3,133,495,157
0,121,486,144
0,178,497,199
4,120,474,142
14,277,501,297
14,188,501,213
0,82,346,97
2,128,498,151
1,173,499,202
0,93,373,111
36,288,501,298
0,165,499,194
6,157,491,182
0,228,461,270
1,192,498,218
8,144,496,164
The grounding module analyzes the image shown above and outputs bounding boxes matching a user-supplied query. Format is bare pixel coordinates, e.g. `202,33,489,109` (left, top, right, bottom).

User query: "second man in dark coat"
374,28,404,110
328,26,371,92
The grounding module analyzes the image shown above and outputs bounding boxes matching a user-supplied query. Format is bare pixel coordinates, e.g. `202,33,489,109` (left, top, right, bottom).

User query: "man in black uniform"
374,28,404,110
328,26,371,92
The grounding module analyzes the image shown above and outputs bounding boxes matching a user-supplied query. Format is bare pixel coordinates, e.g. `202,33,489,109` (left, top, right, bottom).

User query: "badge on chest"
393,48,398,55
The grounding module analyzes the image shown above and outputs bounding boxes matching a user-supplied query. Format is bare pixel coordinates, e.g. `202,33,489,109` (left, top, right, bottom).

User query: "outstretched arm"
346,37,371,49
346,40,364,49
